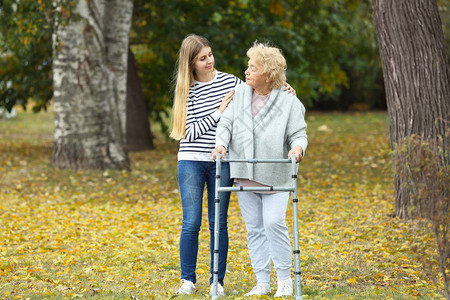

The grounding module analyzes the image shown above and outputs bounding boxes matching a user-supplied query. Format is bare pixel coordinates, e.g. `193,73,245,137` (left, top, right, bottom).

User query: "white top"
251,91,271,117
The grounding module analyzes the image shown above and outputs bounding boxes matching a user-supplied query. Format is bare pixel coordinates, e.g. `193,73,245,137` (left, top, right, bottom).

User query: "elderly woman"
212,42,307,297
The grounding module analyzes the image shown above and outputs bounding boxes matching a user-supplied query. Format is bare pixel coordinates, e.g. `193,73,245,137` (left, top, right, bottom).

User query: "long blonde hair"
170,34,212,140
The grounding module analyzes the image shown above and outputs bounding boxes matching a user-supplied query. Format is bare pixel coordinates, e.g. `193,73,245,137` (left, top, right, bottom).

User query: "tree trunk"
52,0,133,170
372,0,450,218
126,48,154,152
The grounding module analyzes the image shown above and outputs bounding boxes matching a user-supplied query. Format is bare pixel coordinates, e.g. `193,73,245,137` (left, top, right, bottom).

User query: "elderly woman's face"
245,57,269,92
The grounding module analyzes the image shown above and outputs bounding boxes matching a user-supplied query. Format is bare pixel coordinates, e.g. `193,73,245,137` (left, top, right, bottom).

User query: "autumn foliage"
0,109,448,299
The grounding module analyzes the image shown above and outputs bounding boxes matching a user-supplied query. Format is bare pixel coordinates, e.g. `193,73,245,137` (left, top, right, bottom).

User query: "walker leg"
292,194,302,300
291,156,302,300
212,154,222,299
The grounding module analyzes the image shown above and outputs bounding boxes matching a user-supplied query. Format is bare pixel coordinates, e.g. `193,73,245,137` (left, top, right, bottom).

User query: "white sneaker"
274,279,293,297
176,279,195,295
209,283,224,296
244,283,270,296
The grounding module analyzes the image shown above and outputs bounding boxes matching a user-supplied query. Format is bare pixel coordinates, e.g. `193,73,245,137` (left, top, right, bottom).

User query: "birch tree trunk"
52,0,133,170
372,0,450,218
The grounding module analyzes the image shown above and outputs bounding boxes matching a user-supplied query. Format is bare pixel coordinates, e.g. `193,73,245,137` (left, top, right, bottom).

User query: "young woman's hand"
218,90,234,113
212,146,226,160
283,83,296,95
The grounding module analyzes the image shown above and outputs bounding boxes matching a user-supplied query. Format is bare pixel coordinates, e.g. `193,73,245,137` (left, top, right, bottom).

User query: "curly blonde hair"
246,42,287,89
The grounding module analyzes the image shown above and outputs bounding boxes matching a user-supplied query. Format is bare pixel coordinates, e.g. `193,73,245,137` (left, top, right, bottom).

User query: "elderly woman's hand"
212,145,227,160
288,146,304,162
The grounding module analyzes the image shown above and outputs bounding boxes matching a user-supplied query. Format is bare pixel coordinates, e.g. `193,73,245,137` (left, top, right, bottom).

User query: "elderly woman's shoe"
244,283,270,296
274,278,293,297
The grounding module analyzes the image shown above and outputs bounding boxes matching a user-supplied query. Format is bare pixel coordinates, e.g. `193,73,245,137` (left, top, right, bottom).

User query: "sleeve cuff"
211,110,222,122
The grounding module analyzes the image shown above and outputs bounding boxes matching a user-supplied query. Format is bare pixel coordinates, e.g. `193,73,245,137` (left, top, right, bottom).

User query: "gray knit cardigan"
215,83,308,187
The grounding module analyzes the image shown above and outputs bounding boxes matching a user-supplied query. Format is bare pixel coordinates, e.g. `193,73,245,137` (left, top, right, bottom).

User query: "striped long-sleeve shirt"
178,71,243,161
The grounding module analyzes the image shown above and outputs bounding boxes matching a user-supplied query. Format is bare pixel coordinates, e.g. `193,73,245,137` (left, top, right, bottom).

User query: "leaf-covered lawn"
0,109,446,299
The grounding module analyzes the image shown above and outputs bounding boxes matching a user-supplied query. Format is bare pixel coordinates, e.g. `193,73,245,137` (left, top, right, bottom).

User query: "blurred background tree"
131,0,386,133
0,0,58,113
1,0,448,138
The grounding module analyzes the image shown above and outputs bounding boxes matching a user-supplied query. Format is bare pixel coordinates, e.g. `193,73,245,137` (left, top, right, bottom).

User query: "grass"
0,108,446,299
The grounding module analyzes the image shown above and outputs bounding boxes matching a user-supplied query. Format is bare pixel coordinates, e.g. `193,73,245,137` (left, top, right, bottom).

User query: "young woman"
171,34,295,297
170,34,240,297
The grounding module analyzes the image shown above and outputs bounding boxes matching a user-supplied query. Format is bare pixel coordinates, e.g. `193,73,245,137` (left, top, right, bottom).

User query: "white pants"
238,191,292,284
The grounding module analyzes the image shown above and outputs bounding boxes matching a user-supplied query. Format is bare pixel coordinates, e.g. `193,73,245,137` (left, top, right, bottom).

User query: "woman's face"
193,46,214,78
245,57,269,91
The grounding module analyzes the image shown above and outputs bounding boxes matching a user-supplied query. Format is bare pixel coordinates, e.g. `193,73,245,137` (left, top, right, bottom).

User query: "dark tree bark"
126,48,154,152
372,0,450,218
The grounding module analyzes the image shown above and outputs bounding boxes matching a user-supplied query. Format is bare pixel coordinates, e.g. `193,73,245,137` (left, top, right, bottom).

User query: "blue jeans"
178,160,233,286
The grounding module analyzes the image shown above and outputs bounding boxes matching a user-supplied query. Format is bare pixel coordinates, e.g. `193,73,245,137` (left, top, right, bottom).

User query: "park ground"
0,108,446,299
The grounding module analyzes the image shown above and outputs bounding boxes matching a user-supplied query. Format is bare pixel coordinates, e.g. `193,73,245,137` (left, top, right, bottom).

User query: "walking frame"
212,153,302,299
